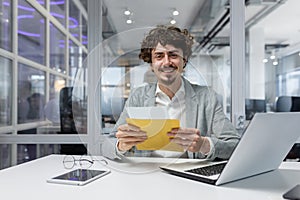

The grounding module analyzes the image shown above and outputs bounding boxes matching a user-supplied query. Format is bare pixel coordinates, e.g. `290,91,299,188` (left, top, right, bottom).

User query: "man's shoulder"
130,82,156,96
132,82,155,91
184,79,212,94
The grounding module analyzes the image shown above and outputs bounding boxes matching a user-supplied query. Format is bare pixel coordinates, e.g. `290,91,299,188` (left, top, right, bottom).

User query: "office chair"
245,99,266,120
275,96,292,112
291,96,300,111
276,96,300,160
59,87,87,155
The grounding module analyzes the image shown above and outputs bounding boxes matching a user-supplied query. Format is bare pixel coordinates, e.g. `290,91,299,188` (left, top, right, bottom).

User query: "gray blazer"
102,78,240,160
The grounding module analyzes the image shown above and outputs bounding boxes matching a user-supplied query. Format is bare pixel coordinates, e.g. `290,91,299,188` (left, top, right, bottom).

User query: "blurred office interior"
0,0,300,169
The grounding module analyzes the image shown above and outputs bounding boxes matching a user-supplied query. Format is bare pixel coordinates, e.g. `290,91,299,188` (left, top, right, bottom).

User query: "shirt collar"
155,78,185,99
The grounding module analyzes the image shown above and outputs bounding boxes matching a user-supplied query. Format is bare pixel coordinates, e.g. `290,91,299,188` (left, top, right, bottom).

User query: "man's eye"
154,54,163,59
169,54,179,58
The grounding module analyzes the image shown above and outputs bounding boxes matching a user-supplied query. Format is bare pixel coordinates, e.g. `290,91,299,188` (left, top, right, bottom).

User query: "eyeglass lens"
63,155,76,169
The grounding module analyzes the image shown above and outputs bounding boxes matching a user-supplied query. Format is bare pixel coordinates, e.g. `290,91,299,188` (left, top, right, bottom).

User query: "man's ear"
183,58,187,68
150,64,154,72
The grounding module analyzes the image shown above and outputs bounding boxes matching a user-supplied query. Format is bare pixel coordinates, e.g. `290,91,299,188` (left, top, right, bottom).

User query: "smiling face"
151,43,186,91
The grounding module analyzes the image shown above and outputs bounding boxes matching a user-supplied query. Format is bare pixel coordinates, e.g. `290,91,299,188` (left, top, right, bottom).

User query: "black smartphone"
283,185,300,200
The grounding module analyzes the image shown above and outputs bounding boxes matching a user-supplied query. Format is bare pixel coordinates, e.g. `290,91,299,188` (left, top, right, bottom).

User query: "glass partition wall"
245,0,300,118
245,0,300,159
0,0,88,169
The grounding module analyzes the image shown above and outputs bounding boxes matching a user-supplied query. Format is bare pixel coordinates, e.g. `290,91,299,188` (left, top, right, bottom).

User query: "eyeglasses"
62,155,108,169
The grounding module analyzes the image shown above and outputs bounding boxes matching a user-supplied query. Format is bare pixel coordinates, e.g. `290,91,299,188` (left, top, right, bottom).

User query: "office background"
0,0,300,169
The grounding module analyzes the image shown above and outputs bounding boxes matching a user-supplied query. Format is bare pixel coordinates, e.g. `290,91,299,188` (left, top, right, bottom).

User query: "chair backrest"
276,96,292,112
245,99,266,120
59,87,87,155
291,96,300,111
59,87,79,133
276,96,300,160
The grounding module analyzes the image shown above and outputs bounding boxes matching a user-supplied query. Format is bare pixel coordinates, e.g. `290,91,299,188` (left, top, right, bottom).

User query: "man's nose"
162,54,171,66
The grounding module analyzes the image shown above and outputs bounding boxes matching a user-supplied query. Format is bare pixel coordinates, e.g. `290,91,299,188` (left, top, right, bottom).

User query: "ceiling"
86,0,300,59
251,0,300,56
101,0,226,55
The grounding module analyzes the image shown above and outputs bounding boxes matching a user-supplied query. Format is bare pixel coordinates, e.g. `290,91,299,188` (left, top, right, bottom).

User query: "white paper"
126,107,169,119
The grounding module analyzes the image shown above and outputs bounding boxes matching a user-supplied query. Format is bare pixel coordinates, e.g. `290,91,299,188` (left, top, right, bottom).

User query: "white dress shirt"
152,79,186,157
154,78,213,158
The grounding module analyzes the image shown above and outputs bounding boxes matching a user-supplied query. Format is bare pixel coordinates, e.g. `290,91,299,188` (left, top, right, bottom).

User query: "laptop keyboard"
185,162,226,176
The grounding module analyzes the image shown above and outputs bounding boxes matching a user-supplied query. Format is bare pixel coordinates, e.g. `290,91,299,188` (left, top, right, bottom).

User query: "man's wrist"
116,140,127,154
199,137,210,155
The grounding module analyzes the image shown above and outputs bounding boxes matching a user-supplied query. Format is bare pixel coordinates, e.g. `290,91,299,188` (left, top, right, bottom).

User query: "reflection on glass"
17,143,36,164
37,0,46,8
1,0,12,51
101,87,124,122
17,143,61,164
101,67,125,123
82,16,88,47
101,67,125,85
18,1,45,65
69,1,80,39
129,65,154,89
44,75,65,125
50,23,66,74
18,63,46,123
37,144,60,158
186,51,231,117
0,143,11,169
37,144,60,157
277,53,300,97
0,56,12,126
69,40,81,77
50,0,66,27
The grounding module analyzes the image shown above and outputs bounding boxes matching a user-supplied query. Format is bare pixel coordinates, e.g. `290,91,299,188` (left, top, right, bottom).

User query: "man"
112,25,240,160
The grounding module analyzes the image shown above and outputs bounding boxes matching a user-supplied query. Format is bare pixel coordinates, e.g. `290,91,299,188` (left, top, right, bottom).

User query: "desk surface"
0,155,300,200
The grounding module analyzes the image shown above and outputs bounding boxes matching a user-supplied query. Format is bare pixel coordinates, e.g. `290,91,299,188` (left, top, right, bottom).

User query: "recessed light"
124,10,131,15
170,19,176,24
173,10,179,16
126,19,133,24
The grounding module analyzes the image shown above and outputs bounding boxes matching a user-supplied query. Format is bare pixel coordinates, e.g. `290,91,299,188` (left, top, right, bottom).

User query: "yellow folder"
126,118,184,151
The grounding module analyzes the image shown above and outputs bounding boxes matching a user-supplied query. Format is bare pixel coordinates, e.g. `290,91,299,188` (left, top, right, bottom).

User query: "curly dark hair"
139,25,194,64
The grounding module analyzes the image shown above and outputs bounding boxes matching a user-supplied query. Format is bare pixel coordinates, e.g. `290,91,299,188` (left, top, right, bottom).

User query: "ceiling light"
126,19,133,24
263,58,268,63
173,10,179,16
170,19,176,25
270,55,276,60
124,9,131,16
272,60,278,66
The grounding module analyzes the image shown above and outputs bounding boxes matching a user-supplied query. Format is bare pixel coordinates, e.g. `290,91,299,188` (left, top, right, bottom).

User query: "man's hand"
167,128,210,154
116,124,147,151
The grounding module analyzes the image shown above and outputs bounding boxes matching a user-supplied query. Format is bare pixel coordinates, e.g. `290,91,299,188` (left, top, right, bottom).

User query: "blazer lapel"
184,79,198,128
143,83,157,106
183,79,199,159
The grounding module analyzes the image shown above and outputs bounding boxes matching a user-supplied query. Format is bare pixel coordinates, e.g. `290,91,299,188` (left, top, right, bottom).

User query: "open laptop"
160,112,300,186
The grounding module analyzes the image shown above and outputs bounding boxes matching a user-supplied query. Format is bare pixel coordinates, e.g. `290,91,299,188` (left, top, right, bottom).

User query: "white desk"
0,155,299,200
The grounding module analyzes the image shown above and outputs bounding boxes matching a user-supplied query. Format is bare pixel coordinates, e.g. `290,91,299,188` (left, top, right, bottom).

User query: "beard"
157,67,182,92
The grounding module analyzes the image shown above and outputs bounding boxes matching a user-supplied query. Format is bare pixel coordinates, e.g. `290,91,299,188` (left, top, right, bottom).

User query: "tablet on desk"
47,169,110,186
